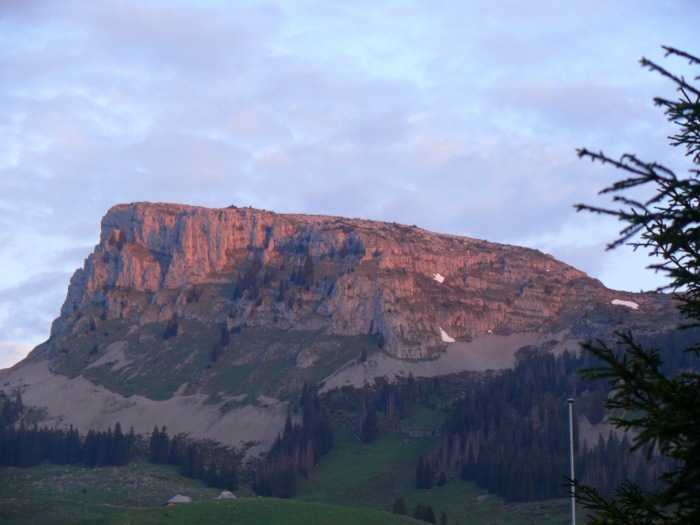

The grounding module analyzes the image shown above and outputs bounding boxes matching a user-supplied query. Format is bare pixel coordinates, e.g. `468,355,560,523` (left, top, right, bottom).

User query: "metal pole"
567,398,576,525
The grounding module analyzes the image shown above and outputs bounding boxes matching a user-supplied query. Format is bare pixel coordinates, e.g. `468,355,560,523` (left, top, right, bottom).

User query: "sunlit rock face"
52,202,675,358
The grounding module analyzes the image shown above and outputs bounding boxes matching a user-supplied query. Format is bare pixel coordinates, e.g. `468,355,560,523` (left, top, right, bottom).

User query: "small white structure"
611,299,639,310
216,490,236,499
439,327,455,343
433,273,445,284
164,494,192,506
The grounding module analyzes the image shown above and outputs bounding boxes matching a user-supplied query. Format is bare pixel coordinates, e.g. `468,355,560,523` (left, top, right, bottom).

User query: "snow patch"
439,327,455,343
433,273,445,284
611,299,639,310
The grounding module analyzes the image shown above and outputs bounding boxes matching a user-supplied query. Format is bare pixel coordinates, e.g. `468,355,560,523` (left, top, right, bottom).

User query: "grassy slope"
1,358,578,524
0,463,220,525
0,463,420,525
51,318,379,402
86,498,422,525
296,411,573,525
0,428,574,525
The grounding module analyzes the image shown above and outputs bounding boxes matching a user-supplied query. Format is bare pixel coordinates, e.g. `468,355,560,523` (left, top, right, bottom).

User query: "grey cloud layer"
1,0,697,366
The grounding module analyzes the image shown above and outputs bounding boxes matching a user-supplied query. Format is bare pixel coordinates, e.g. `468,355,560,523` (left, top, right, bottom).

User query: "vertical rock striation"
51,202,674,358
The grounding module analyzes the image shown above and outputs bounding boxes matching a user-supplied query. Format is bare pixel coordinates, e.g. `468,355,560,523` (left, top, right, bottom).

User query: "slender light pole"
567,398,576,525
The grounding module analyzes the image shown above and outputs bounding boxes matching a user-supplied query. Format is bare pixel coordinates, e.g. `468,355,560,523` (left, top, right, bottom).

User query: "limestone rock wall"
52,202,669,358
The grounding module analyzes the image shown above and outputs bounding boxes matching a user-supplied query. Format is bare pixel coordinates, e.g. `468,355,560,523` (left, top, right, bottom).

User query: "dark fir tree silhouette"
575,47,700,524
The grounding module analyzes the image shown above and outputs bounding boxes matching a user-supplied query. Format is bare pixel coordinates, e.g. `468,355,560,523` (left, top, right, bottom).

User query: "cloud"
0,0,698,368
0,271,68,365
0,342,34,370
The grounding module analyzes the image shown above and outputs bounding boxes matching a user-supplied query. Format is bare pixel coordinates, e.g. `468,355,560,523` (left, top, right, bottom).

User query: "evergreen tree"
298,253,314,290
416,454,434,489
210,344,223,363
125,426,136,462
149,426,169,464
20,424,41,467
220,323,231,346
423,505,437,524
392,496,407,515
253,383,334,498
15,392,23,417
112,422,129,465
205,461,219,487
219,461,239,491
273,463,297,499
96,428,113,466
66,426,82,464
360,406,379,443
413,502,425,520
163,316,179,339
181,443,204,479
1,392,23,427
574,47,700,524
168,434,184,465
232,280,243,300
83,430,98,467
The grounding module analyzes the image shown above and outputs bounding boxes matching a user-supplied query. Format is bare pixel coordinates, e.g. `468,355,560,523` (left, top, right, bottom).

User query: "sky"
1,0,698,369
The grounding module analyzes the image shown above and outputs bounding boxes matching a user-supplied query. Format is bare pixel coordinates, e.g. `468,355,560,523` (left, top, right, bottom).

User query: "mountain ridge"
0,201,680,455
49,201,662,358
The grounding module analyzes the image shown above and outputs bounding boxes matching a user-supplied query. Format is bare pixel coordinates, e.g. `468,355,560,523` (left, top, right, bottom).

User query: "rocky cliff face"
5,201,681,453
51,202,675,359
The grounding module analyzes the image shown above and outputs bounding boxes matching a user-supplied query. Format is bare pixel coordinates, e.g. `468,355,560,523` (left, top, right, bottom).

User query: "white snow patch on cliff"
611,299,639,310
439,327,455,343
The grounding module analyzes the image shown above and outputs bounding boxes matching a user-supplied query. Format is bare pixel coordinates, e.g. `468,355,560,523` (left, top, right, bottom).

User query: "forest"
1,327,697,503
0,393,239,491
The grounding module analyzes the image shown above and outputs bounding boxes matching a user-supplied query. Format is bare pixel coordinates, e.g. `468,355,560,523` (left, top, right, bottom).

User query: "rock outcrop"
2,201,682,453
51,202,675,359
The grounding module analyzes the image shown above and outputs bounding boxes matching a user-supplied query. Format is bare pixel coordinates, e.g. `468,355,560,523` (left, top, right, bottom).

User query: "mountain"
0,202,680,456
